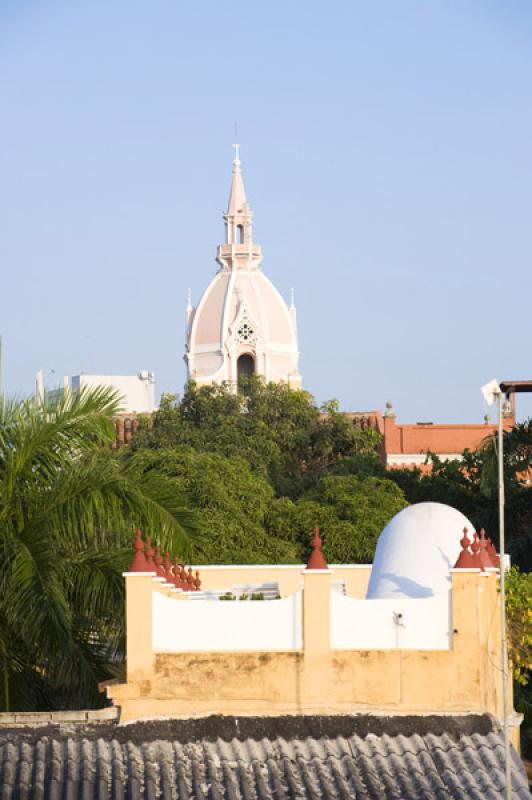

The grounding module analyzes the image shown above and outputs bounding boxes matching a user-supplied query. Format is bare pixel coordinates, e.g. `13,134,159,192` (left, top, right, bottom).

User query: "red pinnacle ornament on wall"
453,528,476,569
129,529,151,572
306,527,328,570
478,529,497,570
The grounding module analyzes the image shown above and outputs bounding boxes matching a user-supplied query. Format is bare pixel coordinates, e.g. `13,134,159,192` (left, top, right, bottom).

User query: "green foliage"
129,381,404,566
219,591,266,601
271,476,405,563
506,567,532,685
389,434,532,572
389,451,483,521
506,566,532,758
274,475,407,563
132,379,383,498
125,447,299,564
0,389,196,712
306,476,408,562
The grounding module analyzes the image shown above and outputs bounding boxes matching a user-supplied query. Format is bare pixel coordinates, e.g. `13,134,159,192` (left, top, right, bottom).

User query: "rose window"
237,322,255,342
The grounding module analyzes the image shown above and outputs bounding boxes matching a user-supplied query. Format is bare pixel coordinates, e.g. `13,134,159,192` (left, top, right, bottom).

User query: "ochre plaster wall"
110,568,513,743
112,649,477,718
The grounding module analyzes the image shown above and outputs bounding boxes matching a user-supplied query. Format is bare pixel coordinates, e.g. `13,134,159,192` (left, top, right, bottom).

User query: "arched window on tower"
237,224,244,244
237,353,255,390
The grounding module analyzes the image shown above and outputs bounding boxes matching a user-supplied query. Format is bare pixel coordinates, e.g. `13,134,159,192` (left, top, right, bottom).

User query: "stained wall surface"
110,569,512,743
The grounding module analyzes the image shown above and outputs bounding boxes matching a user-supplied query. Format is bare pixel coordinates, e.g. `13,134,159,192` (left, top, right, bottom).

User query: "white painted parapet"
330,591,451,650
151,579,452,653
152,591,303,652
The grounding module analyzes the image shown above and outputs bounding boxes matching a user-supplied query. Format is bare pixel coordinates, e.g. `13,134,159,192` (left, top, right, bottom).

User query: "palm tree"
478,420,532,494
476,420,532,570
0,387,197,711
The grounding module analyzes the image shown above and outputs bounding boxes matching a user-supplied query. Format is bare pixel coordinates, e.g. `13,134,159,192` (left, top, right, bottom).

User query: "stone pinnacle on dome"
226,143,250,216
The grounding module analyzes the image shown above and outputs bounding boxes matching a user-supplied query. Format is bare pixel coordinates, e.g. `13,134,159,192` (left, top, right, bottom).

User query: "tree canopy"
132,379,383,498
129,379,405,564
0,389,197,711
390,421,532,572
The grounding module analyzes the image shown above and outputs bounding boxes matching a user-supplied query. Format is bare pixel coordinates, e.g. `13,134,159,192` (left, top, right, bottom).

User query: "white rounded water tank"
366,502,474,600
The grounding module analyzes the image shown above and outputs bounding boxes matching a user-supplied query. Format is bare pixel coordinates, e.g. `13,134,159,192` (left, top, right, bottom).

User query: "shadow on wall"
438,546,452,571
378,573,434,598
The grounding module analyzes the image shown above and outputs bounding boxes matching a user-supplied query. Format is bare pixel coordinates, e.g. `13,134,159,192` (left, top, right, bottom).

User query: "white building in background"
184,146,301,389
72,373,156,413
37,370,156,414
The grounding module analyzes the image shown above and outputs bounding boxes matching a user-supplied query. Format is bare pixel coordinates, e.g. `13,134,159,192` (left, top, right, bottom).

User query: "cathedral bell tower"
184,147,301,389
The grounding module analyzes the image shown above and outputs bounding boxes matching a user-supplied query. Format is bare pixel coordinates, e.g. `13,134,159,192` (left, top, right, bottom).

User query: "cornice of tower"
216,242,262,272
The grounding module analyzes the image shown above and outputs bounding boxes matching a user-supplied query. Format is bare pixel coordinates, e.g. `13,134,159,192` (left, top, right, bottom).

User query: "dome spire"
185,148,302,391
222,144,254,253
226,143,248,216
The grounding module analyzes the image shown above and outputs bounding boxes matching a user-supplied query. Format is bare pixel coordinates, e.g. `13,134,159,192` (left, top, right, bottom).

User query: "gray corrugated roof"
0,715,529,799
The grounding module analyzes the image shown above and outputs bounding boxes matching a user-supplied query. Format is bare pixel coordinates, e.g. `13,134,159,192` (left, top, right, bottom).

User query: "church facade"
184,147,301,389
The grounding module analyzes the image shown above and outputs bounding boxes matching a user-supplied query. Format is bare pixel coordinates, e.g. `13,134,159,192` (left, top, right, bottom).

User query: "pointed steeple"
218,145,262,272
227,144,249,216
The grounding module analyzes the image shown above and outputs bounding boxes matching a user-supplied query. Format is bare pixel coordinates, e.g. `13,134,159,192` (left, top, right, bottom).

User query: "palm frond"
0,387,197,710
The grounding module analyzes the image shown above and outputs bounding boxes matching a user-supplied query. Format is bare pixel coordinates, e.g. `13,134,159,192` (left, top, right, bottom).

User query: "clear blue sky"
1,0,531,422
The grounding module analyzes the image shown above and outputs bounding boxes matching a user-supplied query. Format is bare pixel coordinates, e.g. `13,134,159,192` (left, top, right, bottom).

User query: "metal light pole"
482,379,532,800
495,387,512,800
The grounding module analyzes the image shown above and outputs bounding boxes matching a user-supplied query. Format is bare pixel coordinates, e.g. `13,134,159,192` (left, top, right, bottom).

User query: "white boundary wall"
153,587,451,653
152,591,303,652
330,591,451,650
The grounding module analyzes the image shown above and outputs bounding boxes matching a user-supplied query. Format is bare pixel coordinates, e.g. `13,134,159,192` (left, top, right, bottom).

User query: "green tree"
506,567,532,757
127,447,299,564
297,475,408,562
129,380,405,566
476,421,532,570
506,566,532,686
132,379,382,498
0,389,196,711
389,426,532,572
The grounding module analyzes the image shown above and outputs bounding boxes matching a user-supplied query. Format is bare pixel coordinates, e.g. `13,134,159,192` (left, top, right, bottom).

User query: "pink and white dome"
184,148,301,388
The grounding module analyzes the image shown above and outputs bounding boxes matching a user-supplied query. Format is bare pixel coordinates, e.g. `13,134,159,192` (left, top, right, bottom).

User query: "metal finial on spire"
186,287,192,309
232,143,241,164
